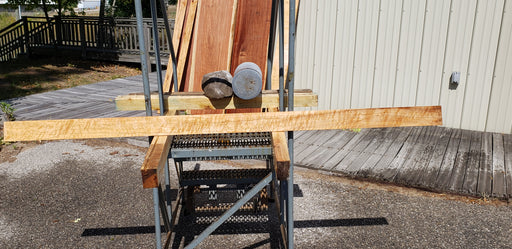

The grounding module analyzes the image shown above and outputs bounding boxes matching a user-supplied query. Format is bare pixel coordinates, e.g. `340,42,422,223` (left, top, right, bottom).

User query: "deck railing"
0,16,173,62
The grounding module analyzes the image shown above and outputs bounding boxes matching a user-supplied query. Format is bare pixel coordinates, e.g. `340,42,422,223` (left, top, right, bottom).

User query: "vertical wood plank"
492,133,506,198
477,132,493,196
447,129,471,192
504,134,512,198
461,131,482,195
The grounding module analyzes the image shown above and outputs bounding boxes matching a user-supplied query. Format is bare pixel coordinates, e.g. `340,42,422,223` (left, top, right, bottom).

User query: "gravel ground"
1,140,511,248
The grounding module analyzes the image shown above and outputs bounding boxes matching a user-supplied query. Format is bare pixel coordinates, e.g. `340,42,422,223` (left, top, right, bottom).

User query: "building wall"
295,0,512,134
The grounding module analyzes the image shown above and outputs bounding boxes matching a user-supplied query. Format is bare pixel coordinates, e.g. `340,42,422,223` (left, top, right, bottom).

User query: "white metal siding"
295,0,512,133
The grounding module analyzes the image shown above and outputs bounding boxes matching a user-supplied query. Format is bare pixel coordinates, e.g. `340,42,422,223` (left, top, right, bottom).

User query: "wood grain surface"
272,132,290,180
4,106,442,142
115,89,318,111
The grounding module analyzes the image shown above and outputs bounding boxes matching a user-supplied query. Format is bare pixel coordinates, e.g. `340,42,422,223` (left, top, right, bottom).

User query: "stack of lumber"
163,0,273,94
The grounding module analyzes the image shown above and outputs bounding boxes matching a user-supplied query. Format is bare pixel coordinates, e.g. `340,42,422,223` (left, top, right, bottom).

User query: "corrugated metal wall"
295,0,512,134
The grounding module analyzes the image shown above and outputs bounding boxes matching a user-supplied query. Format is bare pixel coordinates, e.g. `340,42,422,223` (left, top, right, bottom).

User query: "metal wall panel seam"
414,0,430,106
392,0,406,107
349,0,362,109
460,0,480,129
485,0,511,132
328,0,340,110
461,0,503,131
484,0,507,132
370,0,383,107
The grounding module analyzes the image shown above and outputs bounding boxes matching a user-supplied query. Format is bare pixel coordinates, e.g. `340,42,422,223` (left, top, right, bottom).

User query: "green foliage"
0,13,16,30
7,0,79,17
109,0,164,17
0,102,16,121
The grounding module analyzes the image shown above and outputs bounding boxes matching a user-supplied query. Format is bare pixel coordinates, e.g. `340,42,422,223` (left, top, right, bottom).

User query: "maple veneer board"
4,106,442,142
115,90,318,111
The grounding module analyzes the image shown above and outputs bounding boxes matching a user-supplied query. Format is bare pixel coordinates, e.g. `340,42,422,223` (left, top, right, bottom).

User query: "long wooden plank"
492,133,506,198
176,0,198,91
115,90,318,111
504,134,512,198
418,127,452,189
476,132,493,196
434,129,462,190
461,131,482,195
189,0,237,91
230,0,273,85
377,126,424,181
358,127,410,177
3,106,442,142
447,129,471,192
272,132,290,180
163,0,189,92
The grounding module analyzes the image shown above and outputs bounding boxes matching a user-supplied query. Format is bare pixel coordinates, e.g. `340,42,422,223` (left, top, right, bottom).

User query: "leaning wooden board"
3,106,442,142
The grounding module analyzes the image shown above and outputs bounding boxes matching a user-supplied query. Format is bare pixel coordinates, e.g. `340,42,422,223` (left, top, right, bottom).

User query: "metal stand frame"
133,0,297,247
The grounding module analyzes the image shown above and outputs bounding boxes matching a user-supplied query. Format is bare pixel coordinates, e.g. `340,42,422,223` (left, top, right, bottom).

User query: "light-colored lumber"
272,132,290,180
175,0,198,91
3,106,442,142
162,0,188,92
271,0,300,89
115,89,318,111
141,135,173,188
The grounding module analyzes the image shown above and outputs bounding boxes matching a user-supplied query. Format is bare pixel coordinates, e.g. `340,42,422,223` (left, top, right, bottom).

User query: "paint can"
232,62,263,100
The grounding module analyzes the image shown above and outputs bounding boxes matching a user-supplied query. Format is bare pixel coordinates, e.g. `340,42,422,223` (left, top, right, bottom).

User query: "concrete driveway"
1,139,511,248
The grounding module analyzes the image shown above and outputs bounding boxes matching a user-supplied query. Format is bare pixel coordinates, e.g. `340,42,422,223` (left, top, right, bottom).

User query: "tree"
7,0,80,19
108,0,166,18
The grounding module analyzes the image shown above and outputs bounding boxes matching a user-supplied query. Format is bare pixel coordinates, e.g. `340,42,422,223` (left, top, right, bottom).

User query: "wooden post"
22,17,30,56
79,18,86,58
54,15,62,46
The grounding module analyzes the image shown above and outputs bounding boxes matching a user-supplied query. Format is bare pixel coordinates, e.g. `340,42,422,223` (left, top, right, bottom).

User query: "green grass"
0,56,141,101
0,13,16,30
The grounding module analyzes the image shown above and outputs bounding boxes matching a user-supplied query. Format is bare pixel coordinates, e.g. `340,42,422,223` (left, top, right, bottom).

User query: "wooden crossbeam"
3,106,442,142
115,90,318,111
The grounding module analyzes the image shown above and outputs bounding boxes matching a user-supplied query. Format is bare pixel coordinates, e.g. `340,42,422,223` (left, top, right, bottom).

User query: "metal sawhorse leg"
133,0,297,247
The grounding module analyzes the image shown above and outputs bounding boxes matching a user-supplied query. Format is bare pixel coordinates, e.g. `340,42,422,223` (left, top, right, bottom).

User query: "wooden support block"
3,106,442,142
115,89,318,111
141,135,173,188
272,132,290,181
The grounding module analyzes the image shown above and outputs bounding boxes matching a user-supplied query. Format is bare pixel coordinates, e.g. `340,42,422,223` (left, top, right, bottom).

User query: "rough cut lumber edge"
115,89,318,111
142,135,173,188
272,132,290,181
141,110,177,188
176,0,198,91
3,106,442,142
163,0,188,93
226,0,239,70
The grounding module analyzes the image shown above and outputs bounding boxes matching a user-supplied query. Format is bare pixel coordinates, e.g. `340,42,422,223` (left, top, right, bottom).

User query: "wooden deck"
5,72,512,199
295,127,512,199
